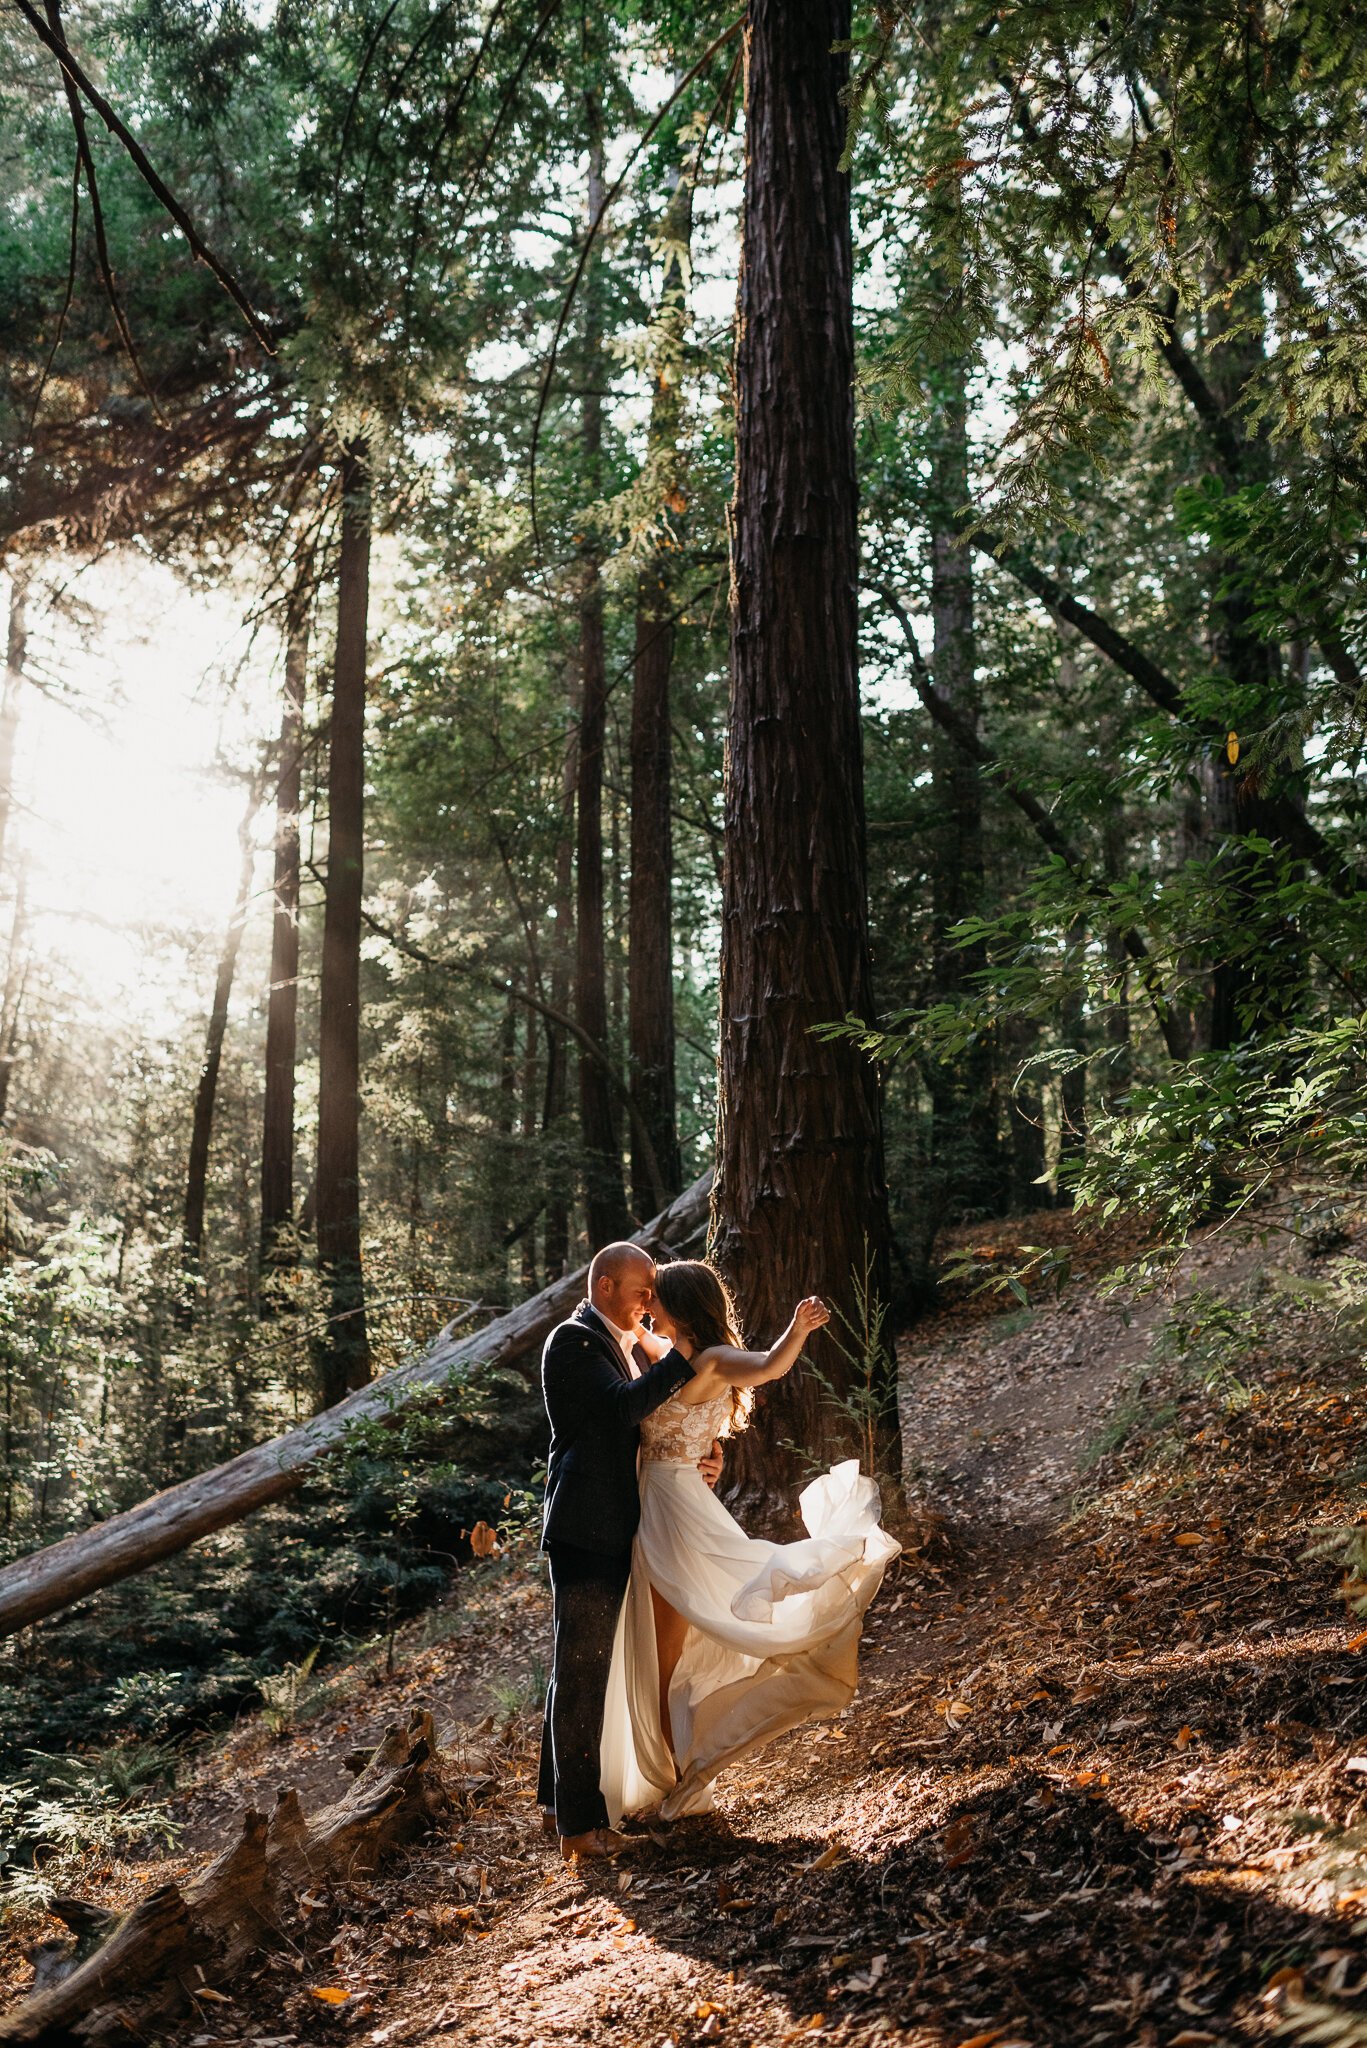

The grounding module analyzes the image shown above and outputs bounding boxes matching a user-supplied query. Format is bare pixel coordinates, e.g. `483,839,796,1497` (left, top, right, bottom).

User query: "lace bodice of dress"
640,1390,732,1464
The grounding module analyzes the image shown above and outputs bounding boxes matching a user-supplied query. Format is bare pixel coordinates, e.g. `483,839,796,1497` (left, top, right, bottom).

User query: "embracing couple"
536,1241,900,1860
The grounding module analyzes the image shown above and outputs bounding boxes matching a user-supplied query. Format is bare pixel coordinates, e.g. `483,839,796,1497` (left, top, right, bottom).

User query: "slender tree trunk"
496,983,518,1274
0,570,28,879
259,593,308,1289
1198,201,1303,1046
0,869,27,1123
925,344,1001,1222
576,113,630,1247
1101,802,1133,1107
543,732,575,1276
1055,920,1088,1203
315,443,372,1406
520,966,540,1293
714,0,891,1504
181,803,258,1307
1004,1014,1047,1209
0,575,29,1128
628,172,692,1221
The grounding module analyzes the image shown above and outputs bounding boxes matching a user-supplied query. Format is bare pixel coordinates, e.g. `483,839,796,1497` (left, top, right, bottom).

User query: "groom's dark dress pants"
537,1539,631,1838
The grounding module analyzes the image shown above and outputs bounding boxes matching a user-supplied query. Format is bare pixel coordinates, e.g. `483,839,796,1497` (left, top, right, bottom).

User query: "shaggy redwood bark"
576,119,630,1247
628,174,692,1221
315,444,371,1405
259,595,307,1284
713,0,890,1501
181,808,257,1304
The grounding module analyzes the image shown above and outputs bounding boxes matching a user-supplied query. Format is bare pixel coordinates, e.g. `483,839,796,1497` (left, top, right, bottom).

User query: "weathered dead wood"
0,1171,712,1638
1,1708,451,2045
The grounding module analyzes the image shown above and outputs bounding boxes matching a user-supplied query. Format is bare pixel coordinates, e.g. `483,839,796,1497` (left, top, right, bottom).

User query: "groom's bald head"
589,1241,653,1289
588,1241,656,1323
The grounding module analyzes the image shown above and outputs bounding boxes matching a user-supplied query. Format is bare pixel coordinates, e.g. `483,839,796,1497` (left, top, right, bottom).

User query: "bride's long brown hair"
653,1260,754,1433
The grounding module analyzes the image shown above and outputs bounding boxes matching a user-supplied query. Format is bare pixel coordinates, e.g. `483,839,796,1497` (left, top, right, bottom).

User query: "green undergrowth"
0,1373,545,1901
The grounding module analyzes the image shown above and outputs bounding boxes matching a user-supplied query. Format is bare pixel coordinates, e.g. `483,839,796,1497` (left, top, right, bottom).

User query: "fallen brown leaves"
10,1203,1367,2048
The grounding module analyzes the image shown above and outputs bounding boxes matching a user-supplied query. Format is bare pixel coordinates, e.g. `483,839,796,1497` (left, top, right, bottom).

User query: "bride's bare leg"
651,1585,687,1760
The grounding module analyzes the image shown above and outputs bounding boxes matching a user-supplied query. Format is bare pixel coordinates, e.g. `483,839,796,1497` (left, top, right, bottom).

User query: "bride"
598,1259,900,1825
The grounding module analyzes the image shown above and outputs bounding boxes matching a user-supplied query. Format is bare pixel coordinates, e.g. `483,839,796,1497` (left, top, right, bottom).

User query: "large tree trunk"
576,117,630,1247
0,1173,711,1639
627,172,692,1222
315,443,372,1407
260,592,307,1286
713,0,890,1505
181,804,258,1304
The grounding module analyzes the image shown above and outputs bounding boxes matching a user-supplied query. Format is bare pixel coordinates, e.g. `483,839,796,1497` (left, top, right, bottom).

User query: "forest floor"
7,1198,1367,2047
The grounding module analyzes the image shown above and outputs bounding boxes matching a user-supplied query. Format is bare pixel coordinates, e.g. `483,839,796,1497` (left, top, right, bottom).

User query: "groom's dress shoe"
539,1807,558,1838
559,1826,633,1863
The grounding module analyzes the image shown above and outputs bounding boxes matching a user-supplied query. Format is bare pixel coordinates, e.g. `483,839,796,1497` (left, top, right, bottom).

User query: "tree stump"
1,1707,452,2045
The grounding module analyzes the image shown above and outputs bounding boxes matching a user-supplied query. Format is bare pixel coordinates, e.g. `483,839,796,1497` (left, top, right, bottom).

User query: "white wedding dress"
599,1390,901,1823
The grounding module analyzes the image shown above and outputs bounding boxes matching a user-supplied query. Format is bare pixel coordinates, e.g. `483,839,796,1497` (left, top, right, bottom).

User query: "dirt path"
10,1208,1367,2047
897,1216,1271,1531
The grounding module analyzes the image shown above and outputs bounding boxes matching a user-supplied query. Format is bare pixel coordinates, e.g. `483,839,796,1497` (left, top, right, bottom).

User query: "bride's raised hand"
792,1295,831,1339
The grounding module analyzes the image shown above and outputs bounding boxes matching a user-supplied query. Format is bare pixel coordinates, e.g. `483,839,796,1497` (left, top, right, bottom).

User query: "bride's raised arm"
697,1296,830,1389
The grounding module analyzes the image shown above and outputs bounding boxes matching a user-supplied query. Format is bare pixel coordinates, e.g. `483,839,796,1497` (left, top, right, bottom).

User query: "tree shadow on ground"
578,1758,1360,2047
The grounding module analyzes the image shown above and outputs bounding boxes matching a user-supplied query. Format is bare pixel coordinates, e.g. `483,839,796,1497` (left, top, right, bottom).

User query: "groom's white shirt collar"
587,1302,637,1371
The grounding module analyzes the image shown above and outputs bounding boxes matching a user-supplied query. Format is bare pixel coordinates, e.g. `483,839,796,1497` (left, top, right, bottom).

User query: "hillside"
5,1201,1367,2047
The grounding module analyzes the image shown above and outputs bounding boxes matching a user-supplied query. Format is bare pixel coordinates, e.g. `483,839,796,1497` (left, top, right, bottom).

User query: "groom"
537,1240,722,1860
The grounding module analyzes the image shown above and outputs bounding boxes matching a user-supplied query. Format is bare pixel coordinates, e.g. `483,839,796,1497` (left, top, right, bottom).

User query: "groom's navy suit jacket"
540,1301,693,1557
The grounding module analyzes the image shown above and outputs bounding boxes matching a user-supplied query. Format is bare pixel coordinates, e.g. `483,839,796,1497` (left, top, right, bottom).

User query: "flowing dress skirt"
599,1458,900,1823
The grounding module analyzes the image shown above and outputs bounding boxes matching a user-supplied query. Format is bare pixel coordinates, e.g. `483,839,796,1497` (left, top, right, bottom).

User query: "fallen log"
0,1172,712,1639
1,1706,452,2044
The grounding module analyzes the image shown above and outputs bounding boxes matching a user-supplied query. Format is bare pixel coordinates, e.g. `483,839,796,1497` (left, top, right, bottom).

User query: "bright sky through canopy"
15,556,276,1035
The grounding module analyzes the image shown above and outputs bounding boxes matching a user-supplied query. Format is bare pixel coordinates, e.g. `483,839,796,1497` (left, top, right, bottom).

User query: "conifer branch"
871,582,1191,1061
8,0,274,354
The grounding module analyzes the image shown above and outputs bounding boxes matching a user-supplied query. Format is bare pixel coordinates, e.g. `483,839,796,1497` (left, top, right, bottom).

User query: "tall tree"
181,799,259,1308
543,733,575,1279
713,0,890,1499
924,343,999,1221
315,444,372,1405
627,167,693,1222
0,570,28,877
259,585,308,1287
0,870,28,1125
575,97,630,1248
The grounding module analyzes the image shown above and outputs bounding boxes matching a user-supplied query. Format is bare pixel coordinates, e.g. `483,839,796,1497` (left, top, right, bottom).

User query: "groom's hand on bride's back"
697,1438,724,1489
